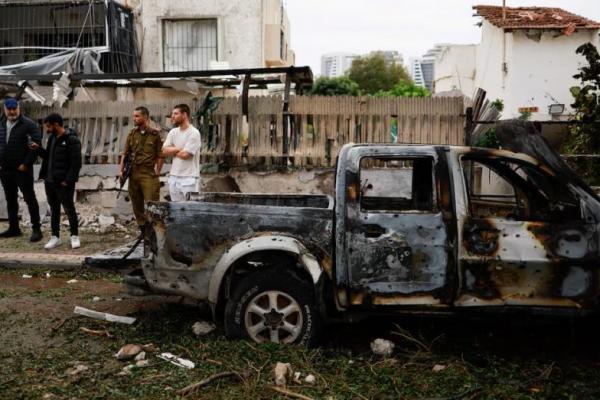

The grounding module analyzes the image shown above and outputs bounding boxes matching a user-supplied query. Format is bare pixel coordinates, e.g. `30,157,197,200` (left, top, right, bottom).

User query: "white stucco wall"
433,44,477,96
474,21,507,107
475,21,600,120
505,29,599,120
138,0,266,72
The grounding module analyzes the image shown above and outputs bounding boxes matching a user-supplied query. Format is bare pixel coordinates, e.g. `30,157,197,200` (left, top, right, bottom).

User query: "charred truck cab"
130,121,600,345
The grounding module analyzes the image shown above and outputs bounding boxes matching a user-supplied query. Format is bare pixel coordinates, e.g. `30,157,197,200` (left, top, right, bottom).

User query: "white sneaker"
71,235,81,249
44,236,62,250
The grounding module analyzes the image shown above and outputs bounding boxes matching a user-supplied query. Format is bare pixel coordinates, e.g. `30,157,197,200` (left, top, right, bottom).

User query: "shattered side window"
360,157,435,212
462,159,527,219
462,157,581,221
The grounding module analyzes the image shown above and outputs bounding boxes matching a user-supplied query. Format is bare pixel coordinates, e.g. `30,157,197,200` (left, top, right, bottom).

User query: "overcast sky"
284,0,600,75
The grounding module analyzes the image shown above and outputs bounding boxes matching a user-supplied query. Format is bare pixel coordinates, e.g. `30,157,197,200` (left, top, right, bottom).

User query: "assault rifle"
117,152,134,199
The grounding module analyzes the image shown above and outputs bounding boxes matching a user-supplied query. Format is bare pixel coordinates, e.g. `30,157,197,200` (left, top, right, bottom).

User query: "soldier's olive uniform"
123,127,163,226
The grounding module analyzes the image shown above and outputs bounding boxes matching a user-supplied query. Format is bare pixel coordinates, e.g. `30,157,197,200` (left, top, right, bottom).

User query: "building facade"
320,52,358,77
436,5,600,120
410,45,445,92
137,0,294,72
433,44,477,96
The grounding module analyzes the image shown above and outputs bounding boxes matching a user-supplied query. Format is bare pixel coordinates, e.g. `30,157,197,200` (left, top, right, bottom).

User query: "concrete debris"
134,351,146,361
432,364,447,372
135,359,150,367
370,338,395,356
157,352,195,369
67,279,78,284
304,374,316,385
92,296,101,302
115,344,143,361
73,306,136,324
273,362,293,387
45,272,51,279
22,274,32,279
293,371,301,384
192,321,216,336
98,215,115,227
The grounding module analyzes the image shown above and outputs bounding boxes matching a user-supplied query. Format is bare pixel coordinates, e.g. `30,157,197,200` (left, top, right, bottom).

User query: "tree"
309,76,359,96
348,53,412,95
374,81,430,97
563,42,600,154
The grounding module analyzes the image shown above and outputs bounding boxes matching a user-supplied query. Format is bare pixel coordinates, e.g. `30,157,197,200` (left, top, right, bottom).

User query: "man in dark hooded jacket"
0,97,43,241
31,113,82,250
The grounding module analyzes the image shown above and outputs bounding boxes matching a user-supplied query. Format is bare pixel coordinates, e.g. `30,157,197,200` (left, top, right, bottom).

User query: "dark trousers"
45,182,78,237
0,171,41,231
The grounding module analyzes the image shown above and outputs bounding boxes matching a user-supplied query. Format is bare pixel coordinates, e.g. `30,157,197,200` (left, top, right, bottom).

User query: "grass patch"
1,300,599,400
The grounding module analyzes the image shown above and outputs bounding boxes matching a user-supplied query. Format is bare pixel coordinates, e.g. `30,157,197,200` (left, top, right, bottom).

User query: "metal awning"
0,66,313,89
0,66,314,115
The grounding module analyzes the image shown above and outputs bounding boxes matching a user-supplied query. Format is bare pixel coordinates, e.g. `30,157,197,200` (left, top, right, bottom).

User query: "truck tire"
224,269,320,346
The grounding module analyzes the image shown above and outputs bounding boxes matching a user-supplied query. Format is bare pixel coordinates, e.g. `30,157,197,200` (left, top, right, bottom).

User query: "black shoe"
30,228,43,242
0,228,22,238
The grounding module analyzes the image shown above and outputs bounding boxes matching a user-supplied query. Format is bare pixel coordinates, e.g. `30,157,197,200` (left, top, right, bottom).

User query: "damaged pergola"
0,66,314,116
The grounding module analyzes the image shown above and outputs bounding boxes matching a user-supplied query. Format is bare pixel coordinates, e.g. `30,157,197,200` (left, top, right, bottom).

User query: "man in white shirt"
162,104,201,201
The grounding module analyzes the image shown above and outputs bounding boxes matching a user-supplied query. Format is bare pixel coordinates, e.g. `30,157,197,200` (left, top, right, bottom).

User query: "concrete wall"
1,165,336,222
433,45,477,96
137,0,292,73
475,21,600,120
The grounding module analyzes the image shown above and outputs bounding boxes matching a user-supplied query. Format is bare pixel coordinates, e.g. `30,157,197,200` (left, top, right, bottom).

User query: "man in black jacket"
31,113,82,249
0,98,43,241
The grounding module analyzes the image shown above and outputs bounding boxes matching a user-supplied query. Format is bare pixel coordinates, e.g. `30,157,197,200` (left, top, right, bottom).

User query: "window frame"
161,18,219,72
358,155,438,214
460,155,582,222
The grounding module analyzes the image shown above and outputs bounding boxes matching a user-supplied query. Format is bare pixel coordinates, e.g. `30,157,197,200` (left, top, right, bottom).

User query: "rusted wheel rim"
244,290,303,344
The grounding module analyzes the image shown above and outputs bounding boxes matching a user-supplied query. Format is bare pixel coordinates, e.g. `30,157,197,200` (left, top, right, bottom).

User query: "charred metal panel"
450,147,600,309
143,196,333,300
347,213,449,293
335,145,454,307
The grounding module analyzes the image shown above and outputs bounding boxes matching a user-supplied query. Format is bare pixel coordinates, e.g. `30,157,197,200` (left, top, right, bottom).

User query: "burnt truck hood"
495,119,600,204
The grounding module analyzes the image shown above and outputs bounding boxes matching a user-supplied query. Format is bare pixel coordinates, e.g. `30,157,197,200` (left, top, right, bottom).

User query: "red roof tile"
473,5,600,30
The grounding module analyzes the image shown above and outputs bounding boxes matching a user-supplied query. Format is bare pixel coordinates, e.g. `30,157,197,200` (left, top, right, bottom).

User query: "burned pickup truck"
124,120,600,345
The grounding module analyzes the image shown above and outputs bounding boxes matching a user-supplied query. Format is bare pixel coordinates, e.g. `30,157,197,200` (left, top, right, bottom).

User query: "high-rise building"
410,45,447,91
409,58,426,88
320,52,358,77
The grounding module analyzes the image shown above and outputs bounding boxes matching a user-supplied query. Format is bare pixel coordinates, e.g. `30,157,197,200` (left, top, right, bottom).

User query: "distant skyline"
284,0,600,75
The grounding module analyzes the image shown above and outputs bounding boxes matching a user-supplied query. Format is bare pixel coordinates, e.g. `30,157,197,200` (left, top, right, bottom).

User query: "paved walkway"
0,252,85,269
0,240,143,270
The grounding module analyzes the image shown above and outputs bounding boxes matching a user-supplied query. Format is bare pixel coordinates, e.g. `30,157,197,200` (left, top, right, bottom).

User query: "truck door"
455,153,598,308
341,147,455,307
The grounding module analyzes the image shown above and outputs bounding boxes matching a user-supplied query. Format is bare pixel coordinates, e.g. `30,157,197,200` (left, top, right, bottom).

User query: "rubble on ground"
273,362,293,387
192,321,216,336
370,338,395,356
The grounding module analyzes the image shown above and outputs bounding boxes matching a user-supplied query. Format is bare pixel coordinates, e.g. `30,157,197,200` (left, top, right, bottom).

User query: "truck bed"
146,193,334,274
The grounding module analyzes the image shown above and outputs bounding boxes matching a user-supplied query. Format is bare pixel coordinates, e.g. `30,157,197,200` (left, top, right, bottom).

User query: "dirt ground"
1,268,600,400
0,221,136,255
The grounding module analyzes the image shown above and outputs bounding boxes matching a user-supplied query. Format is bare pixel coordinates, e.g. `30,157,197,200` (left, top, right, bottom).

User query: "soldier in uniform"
119,106,164,238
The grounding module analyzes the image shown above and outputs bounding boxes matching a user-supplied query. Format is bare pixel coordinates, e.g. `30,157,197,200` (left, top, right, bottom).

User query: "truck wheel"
224,269,320,346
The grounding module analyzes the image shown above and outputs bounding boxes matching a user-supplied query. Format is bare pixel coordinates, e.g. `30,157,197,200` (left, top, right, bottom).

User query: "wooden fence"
26,96,466,167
